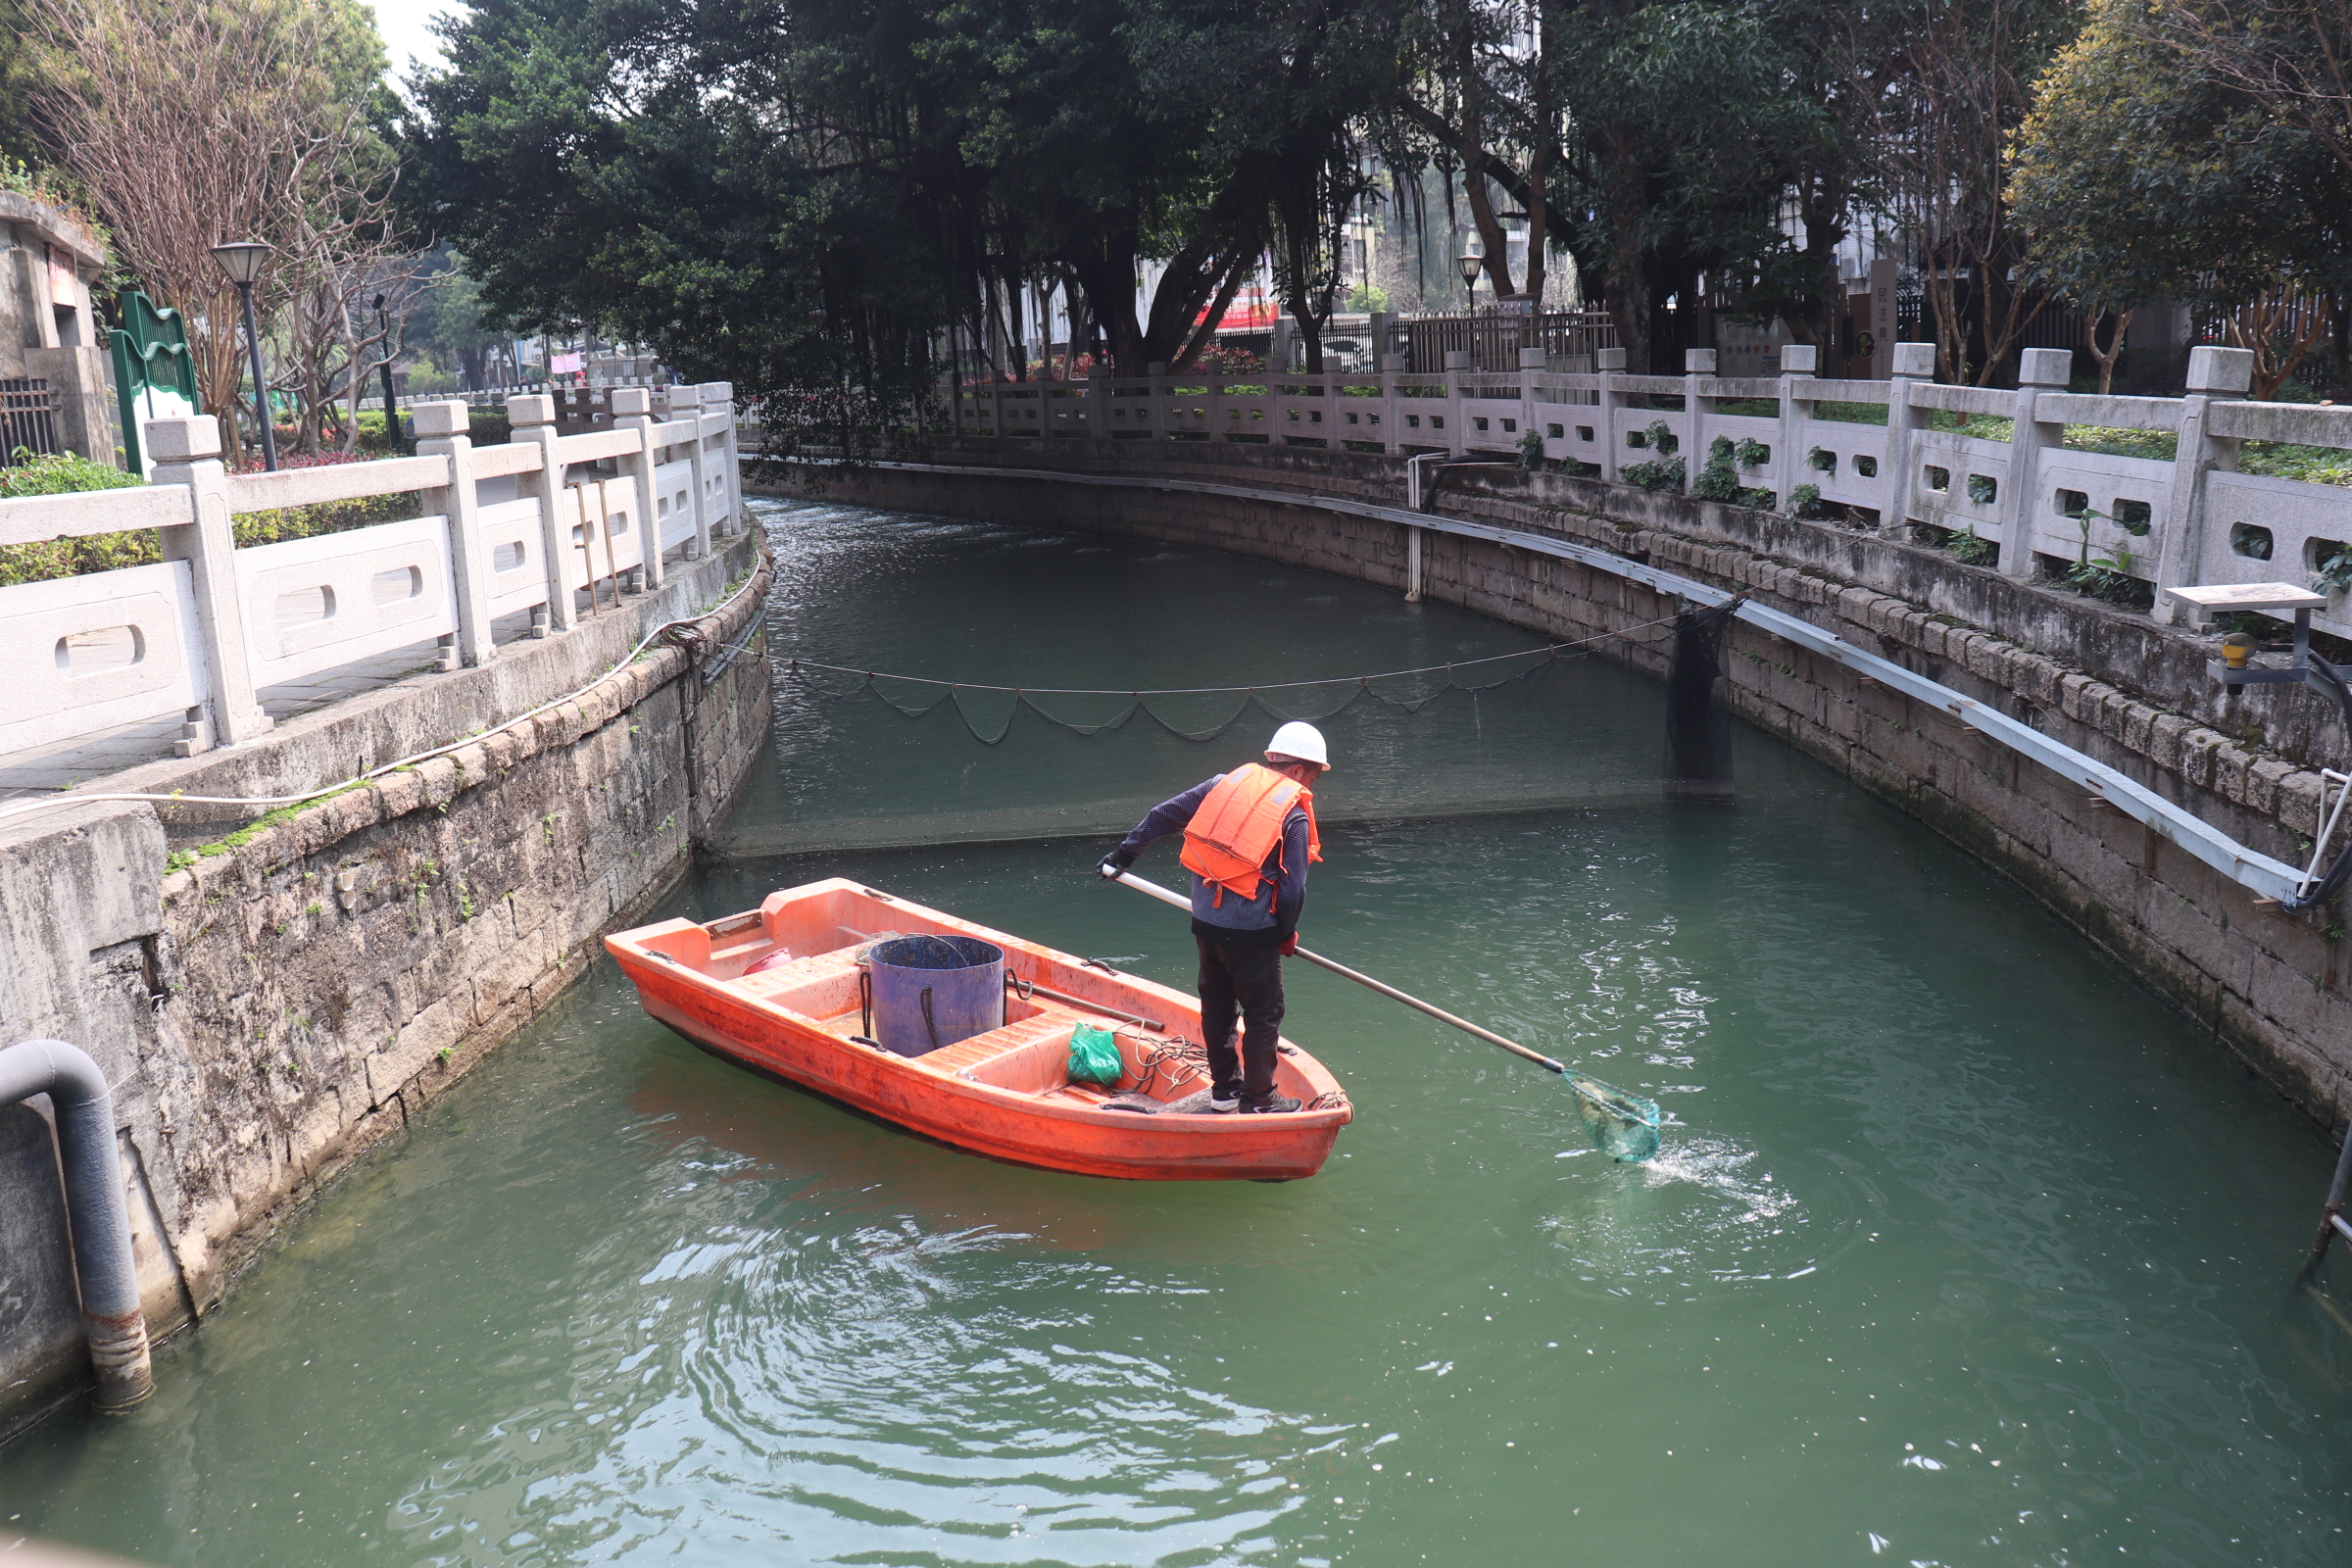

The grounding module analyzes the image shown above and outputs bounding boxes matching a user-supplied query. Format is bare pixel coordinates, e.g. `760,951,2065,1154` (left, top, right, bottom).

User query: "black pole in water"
1663,595,1745,803
2302,1121,2352,1280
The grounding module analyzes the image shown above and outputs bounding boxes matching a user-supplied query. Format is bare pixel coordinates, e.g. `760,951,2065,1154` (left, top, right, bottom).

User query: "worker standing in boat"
1099,721,1328,1114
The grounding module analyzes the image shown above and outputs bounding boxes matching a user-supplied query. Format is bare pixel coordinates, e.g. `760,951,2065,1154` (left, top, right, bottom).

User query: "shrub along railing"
944,342,2352,639
0,383,742,760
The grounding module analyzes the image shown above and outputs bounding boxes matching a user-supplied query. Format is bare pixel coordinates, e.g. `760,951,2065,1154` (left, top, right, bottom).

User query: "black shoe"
1208,1080,1243,1113
1240,1093,1302,1114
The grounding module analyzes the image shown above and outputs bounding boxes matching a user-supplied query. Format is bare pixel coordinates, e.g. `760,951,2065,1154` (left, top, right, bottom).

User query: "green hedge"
0,449,420,587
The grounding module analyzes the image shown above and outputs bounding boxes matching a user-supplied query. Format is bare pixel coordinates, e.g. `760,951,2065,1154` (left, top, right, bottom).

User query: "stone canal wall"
0,533,772,1431
775,440,2352,1138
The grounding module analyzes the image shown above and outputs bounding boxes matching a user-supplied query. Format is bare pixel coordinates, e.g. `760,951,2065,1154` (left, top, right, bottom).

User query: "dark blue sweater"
1119,773,1311,942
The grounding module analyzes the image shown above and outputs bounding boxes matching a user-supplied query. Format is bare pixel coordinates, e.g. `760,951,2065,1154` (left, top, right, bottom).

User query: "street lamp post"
1458,251,1486,370
209,241,277,471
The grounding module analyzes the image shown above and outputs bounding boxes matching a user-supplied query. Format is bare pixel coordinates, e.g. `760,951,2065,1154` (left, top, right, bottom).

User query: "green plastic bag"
1067,1022,1124,1086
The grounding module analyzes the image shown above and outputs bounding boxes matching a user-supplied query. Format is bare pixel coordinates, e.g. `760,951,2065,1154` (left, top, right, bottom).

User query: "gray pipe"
0,1039,154,1409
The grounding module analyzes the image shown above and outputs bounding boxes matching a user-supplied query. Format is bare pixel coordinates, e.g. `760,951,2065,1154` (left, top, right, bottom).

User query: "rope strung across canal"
784,614,1681,744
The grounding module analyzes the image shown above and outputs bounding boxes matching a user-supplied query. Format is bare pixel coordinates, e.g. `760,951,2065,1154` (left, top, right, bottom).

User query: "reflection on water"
7,501,2351,1567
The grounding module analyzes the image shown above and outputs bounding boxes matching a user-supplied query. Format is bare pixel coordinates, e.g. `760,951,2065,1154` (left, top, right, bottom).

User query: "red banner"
1199,286,1281,331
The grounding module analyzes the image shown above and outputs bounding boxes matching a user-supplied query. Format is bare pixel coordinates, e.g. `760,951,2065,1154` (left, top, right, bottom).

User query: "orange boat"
605,878,1352,1180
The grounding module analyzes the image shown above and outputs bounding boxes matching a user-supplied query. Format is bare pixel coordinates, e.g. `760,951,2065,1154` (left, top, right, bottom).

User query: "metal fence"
1,378,62,461
1403,312,1619,373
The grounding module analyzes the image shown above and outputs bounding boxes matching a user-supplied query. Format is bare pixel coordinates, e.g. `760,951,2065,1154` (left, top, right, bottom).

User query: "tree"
273,94,428,453
408,0,1412,408
403,256,508,391
2149,0,2352,183
1551,2,1834,372
1875,0,2078,387
24,0,402,458
2011,0,2352,396
2141,0,2352,394
1208,2,1397,369
0,0,40,170
2008,3,2189,390
1762,0,1918,360
279,243,438,452
1404,0,1523,302
1386,1,1839,372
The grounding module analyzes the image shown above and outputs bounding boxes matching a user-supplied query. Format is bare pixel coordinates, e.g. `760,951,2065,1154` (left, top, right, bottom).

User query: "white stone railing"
944,342,2352,638
0,383,743,759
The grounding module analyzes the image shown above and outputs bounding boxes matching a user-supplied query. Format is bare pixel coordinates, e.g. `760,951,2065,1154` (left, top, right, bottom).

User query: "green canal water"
8,501,2352,1566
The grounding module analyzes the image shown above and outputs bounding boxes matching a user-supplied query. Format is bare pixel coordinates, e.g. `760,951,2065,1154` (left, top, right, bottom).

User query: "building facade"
2,189,119,467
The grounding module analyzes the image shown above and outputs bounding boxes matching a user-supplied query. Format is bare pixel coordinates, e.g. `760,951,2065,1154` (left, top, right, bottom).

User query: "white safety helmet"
1265,721,1331,770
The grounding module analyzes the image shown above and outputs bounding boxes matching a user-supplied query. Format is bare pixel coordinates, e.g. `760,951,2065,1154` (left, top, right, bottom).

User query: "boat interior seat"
714,928,1209,1100
952,1023,1206,1101
918,1010,1075,1079
725,946,863,1008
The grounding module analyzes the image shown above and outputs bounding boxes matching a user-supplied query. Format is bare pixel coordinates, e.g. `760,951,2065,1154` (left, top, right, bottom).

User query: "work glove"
1278,931,1298,956
1098,846,1138,879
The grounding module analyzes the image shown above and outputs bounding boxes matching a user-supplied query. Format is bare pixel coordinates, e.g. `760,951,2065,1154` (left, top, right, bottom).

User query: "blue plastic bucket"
865,935,1004,1057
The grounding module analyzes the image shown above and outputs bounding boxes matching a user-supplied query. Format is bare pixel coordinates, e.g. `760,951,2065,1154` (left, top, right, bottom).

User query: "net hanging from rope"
782,615,1678,747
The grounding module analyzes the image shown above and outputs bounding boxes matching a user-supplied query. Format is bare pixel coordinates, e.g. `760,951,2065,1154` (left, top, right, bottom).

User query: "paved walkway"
0,609,549,801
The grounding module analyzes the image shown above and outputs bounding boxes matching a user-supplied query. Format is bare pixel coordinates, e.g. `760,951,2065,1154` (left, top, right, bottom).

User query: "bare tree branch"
27,0,403,460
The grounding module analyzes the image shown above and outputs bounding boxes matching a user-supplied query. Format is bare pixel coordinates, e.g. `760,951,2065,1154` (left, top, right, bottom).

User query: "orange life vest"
1179,763,1323,906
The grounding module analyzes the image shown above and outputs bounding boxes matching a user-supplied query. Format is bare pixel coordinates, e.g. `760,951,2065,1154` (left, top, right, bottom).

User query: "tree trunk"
1791,170,1849,359
1522,145,1554,314
1522,0,1562,316
1061,276,1089,379
1453,31,1513,301
1926,255,1966,384
2227,287,2333,399
1396,99,1579,249
2332,296,2350,401
2086,308,2132,395
1972,249,2031,387
1462,169,1514,300
1600,123,1651,373
1172,254,1251,371
1070,232,1151,375
1006,278,1027,380
1609,232,1651,376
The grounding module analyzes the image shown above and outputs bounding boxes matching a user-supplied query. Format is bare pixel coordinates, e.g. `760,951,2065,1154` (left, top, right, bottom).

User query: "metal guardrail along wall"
945,341,2352,642
0,383,743,759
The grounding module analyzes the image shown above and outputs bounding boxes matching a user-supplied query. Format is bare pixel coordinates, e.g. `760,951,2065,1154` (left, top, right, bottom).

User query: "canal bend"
8,499,2348,1568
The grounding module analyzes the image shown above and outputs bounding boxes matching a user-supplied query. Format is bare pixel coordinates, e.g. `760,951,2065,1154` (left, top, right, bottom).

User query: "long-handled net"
1111,872,1662,1162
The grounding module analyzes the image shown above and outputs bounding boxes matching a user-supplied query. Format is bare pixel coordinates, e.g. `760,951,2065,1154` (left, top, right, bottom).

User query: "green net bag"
1567,1071,1662,1162
1067,1022,1125,1086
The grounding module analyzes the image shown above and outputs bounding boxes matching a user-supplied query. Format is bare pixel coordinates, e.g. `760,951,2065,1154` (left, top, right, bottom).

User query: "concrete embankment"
773,440,2352,1137
0,533,772,1431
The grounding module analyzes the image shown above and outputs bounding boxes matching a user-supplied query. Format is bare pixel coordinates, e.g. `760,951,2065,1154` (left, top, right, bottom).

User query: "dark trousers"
1196,931,1285,1102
